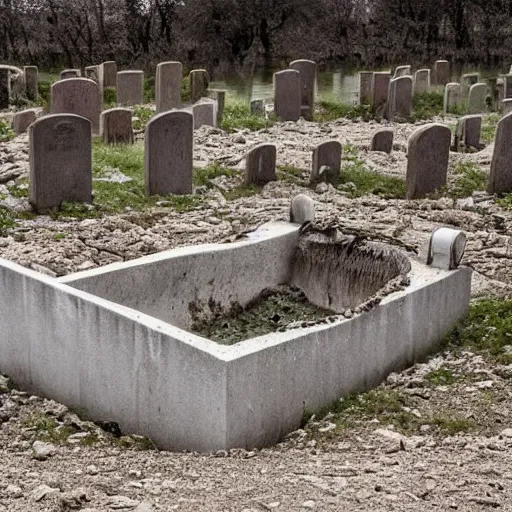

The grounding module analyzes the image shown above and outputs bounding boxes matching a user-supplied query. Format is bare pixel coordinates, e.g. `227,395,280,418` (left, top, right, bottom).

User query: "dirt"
1,114,512,510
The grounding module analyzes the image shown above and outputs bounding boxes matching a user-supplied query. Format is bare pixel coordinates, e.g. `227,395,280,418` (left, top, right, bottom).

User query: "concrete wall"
60,222,299,329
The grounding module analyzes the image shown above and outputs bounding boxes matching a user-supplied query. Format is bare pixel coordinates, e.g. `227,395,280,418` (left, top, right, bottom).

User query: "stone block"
443,83,462,114
461,73,478,98
24,66,38,101
414,69,430,94
245,144,277,185
101,108,133,145
454,115,482,151
489,112,512,194
393,65,411,78
467,83,487,114
370,129,393,153
311,141,342,184
290,60,316,120
29,114,92,211
101,61,117,88
117,71,143,106
156,61,182,113
274,69,301,122
50,78,101,134
359,71,374,105
208,89,226,125
406,123,451,199
12,109,37,134
193,100,216,129
372,72,391,110
145,110,193,196
189,69,209,103
434,60,450,86
60,69,81,80
387,76,413,121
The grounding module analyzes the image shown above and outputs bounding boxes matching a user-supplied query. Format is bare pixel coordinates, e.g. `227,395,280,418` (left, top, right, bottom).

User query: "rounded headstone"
370,129,394,153
117,71,144,106
489,112,512,194
245,144,277,185
12,109,37,134
101,108,134,145
274,70,301,122
156,61,182,113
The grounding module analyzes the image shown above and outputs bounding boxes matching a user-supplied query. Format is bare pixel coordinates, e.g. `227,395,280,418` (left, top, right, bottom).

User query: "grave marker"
434,60,450,86
274,69,301,122
12,109,37,135
245,144,277,185
189,70,209,103
193,100,216,129
414,69,430,94
454,115,482,151
467,83,487,114
60,69,81,80
443,83,462,114
387,76,413,121
117,71,143,106
101,108,134,145
24,66,38,101
370,129,394,153
489,112,512,194
359,72,374,105
156,61,182,113
290,59,317,120
311,141,342,184
372,72,391,111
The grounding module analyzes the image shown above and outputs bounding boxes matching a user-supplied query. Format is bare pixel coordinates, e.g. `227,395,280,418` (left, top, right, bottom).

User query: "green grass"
0,207,16,236
144,77,155,103
315,100,372,122
481,113,500,144
425,367,457,386
193,162,237,187
221,101,276,132
0,120,15,142
410,91,444,121
276,164,306,184
132,106,154,131
103,87,116,106
181,76,190,103
223,183,262,201
446,161,488,198
23,413,75,444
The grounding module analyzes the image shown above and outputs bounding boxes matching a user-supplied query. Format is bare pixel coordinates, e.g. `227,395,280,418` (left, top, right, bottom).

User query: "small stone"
233,135,246,144
500,428,512,438
6,484,23,498
86,465,99,475
60,488,89,509
134,503,155,512
32,484,59,502
302,500,316,509
32,440,57,461
109,495,141,509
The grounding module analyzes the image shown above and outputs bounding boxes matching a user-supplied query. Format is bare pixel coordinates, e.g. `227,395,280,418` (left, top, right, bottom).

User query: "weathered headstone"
274,69,301,122
101,61,117,88
0,68,9,109
406,123,451,199
85,66,99,82
251,99,265,115
12,109,37,134
245,144,277,185
489,112,512,194
372,72,391,111
60,69,81,80
101,108,134,145
467,83,487,114
359,72,374,105
393,65,411,78
487,77,501,111
145,110,193,196
443,83,462,114
290,59,317,121
311,141,342,184
208,89,226,125
193,100,216,129
370,129,394,153
50,78,101,134
454,115,482,151
29,114,92,211
387,76,413,121
24,66,38,101
434,60,450,86
414,69,430,94
156,61,182,113
502,98,512,114
117,71,143,106
461,73,479,98
189,69,209,103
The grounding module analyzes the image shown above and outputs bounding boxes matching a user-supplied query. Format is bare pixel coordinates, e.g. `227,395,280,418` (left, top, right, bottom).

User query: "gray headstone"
370,129,394,153
434,60,450,86
156,61,182,113
311,140,342,184
24,66,38,101
489,112,512,194
60,69,81,80
290,60,317,121
274,69,301,122
29,114,92,211
406,123,451,199
117,71,143,106
251,99,265,115
467,83,487,114
208,89,226,125
189,69,209,103
50,78,101,134
372,72,391,110
414,69,430,94
85,66,99,82
393,65,411,78
487,77,501,111
443,83,462,114
101,61,117,88
0,69,9,109
12,109,37,135
101,108,133,145
502,98,512,114
193,100,216,129
461,73,479,98
145,110,193,196
387,76,413,121
359,72,374,105
245,144,277,185
454,115,482,151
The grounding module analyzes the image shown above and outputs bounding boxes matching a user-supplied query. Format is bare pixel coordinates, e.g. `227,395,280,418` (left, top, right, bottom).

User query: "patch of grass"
7,180,29,198
23,413,75,444
36,81,51,109
444,298,512,363
132,106,153,131
446,161,487,198
431,415,475,435
103,87,116,106
0,207,16,236
181,76,190,103
410,91,444,121
113,435,155,451
425,367,457,386
222,183,261,201
481,114,500,144
447,103,467,116
0,120,15,142
221,101,276,132
314,100,372,122
143,76,155,103
277,164,305,184
193,162,237,187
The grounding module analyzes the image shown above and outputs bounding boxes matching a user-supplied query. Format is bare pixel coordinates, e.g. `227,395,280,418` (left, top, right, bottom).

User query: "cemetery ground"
2,97,512,510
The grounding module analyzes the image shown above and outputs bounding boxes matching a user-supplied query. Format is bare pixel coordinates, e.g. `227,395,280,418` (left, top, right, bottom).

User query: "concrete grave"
454,115,482,151
0,69,9,109
24,66,38,101
84,66,99,82
443,83,462,114
311,141,342,184
393,65,411,78
50,78,101,134
0,214,471,452
245,144,277,185
101,61,117,88
193,100,217,129
189,69,209,103
467,83,487,114
145,110,193,196
101,108,134,145
60,69,81,80
387,76,413,121
434,60,450,86
29,114,92,211
370,129,394,153
290,59,316,121
274,70,301,122
489,112,512,194
461,73,479,98
406,123,451,199
372,72,391,111
156,61,182,113
359,72,374,105
117,71,143,106
414,69,430,94
12,109,37,135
